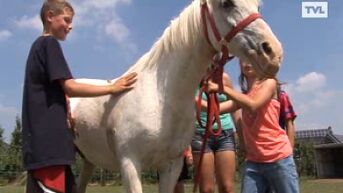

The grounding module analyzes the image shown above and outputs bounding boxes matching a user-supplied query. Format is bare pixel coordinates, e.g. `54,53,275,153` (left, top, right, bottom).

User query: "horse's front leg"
77,158,95,193
120,156,143,193
158,156,184,193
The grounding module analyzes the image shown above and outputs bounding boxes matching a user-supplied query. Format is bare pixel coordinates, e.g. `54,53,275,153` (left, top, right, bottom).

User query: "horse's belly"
72,96,121,170
74,125,121,170
114,116,195,169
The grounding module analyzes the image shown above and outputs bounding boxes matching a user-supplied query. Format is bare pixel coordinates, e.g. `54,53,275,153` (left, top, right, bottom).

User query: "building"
296,127,342,145
296,127,343,178
314,143,343,178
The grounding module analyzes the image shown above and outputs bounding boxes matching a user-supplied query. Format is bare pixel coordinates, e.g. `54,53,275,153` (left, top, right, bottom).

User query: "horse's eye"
221,0,234,9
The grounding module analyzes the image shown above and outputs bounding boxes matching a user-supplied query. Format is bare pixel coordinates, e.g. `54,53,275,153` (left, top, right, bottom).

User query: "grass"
2,178,343,193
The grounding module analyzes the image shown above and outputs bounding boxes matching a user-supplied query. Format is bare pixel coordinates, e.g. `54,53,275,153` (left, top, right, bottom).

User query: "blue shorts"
191,129,236,153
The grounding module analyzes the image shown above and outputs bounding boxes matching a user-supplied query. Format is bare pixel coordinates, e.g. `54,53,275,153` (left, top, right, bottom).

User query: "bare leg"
77,159,95,193
215,150,236,193
193,152,215,193
174,180,185,193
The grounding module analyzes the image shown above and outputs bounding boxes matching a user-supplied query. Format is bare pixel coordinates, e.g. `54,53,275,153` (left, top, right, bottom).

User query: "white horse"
71,0,283,193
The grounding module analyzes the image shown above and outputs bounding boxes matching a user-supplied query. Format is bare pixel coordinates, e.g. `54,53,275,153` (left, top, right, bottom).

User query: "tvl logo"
302,2,328,18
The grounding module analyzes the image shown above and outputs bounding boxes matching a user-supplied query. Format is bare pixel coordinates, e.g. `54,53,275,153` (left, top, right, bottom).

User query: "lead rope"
193,54,233,193
194,1,261,191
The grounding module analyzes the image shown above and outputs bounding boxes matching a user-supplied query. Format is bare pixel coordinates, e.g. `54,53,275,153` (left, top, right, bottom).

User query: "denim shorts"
191,129,236,153
241,155,299,193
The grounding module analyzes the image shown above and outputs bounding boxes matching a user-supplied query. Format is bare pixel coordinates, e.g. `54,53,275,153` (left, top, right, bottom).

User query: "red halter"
194,2,262,193
200,1,261,62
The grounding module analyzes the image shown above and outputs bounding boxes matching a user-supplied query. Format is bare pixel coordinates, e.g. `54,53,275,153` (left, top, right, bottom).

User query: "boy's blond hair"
40,0,74,26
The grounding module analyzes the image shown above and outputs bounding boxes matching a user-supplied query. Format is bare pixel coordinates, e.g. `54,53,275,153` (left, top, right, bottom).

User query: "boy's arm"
279,91,297,148
286,120,295,148
60,72,137,97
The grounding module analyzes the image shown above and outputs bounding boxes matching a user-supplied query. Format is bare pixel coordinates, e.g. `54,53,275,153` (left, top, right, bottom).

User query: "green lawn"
2,179,343,193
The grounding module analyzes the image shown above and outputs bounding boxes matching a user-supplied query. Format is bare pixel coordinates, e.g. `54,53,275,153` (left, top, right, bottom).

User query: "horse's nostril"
261,42,273,55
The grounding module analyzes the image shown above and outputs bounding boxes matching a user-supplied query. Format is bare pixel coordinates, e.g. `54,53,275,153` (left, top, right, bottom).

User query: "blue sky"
0,0,342,142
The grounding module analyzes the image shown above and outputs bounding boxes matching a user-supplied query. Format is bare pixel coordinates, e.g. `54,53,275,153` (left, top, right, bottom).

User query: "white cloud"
0,30,12,41
81,0,131,10
284,72,343,134
105,20,129,43
294,72,326,93
295,90,343,133
13,0,135,50
287,72,329,114
14,15,42,31
70,0,134,48
309,90,336,107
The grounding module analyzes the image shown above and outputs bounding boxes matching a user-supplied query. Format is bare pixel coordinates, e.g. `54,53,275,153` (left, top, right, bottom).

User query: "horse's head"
201,0,283,77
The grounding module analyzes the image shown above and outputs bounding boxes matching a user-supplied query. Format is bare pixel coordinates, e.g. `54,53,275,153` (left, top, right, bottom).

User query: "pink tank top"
242,85,292,163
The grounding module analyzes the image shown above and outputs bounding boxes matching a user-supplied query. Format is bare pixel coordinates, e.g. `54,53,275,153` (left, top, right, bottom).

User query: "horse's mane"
125,0,262,73
127,1,200,72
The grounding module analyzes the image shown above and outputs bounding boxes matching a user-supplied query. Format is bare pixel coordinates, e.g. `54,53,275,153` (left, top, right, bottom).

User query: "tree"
0,126,6,160
0,126,6,179
0,126,7,164
8,115,22,163
0,126,4,148
5,115,23,182
296,142,316,177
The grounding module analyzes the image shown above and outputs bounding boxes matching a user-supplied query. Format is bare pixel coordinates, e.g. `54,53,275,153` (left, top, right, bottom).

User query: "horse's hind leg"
77,159,95,193
158,157,183,193
120,157,143,193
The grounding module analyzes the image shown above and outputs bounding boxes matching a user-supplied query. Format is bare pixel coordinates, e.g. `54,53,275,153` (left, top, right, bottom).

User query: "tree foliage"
0,115,24,183
0,116,319,185
6,115,23,181
0,126,6,179
295,142,316,176
0,126,4,147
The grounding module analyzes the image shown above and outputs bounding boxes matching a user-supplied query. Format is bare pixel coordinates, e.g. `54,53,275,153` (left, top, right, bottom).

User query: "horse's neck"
156,45,212,105
134,1,215,107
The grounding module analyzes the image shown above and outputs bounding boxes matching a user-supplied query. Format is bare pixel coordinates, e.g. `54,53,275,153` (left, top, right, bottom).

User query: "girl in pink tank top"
241,83,292,163
207,60,299,193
